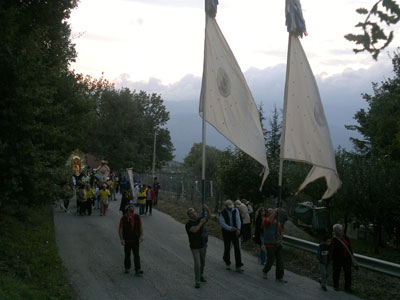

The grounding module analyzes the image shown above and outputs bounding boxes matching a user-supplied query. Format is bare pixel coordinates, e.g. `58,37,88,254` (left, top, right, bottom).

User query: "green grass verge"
156,198,400,300
0,205,75,300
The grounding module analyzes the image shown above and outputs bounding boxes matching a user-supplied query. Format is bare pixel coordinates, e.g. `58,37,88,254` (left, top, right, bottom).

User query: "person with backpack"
262,208,287,283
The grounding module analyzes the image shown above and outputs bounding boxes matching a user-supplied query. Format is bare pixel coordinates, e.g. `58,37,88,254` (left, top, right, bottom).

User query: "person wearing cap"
235,199,252,242
185,205,211,288
219,199,243,273
118,203,144,276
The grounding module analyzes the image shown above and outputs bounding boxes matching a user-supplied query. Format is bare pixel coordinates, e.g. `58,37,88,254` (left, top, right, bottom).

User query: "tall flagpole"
201,4,208,217
278,34,292,211
152,131,157,178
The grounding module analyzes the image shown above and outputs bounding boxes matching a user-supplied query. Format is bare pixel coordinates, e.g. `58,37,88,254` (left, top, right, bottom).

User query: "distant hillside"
164,99,357,162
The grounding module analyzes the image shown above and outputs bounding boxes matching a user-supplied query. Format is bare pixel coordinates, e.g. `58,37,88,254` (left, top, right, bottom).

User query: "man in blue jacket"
219,200,243,273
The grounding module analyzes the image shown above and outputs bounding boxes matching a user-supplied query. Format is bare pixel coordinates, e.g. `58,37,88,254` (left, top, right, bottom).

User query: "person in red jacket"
119,203,144,276
262,208,286,283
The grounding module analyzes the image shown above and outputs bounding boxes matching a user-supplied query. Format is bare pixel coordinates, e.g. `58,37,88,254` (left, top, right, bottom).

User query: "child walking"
317,235,331,291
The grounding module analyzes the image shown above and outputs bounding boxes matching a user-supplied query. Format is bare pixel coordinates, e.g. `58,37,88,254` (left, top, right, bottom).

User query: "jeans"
139,203,145,215
124,242,141,271
191,245,207,284
259,235,266,265
319,263,329,287
263,244,284,279
154,190,159,206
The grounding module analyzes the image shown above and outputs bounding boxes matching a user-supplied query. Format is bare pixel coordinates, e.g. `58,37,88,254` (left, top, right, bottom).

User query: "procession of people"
65,166,356,294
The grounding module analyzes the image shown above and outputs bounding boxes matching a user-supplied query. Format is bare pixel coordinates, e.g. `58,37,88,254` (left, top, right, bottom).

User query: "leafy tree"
86,87,174,172
342,50,400,250
265,105,282,161
216,147,268,206
0,1,93,206
345,50,400,160
345,0,400,59
184,143,221,180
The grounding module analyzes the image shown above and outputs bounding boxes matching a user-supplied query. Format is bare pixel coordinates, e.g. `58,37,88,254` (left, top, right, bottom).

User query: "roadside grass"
156,198,400,300
350,239,400,264
0,205,75,300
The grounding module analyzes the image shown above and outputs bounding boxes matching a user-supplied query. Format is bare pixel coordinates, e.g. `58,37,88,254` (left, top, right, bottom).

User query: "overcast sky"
70,0,398,84
69,0,399,161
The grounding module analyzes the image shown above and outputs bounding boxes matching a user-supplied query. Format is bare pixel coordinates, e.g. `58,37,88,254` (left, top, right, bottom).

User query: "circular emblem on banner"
217,67,231,98
314,101,327,127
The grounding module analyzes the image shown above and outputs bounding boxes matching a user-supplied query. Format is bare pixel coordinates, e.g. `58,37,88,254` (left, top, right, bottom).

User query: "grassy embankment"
156,198,400,300
0,205,75,300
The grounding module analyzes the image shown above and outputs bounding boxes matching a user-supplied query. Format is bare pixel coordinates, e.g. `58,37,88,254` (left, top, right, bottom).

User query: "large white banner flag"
126,168,134,194
281,35,341,199
200,16,269,185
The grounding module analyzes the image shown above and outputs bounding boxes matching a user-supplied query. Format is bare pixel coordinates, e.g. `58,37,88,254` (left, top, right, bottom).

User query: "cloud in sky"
115,61,395,161
70,0,400,86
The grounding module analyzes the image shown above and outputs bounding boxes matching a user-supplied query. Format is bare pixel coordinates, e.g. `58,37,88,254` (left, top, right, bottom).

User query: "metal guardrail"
283,235,400,278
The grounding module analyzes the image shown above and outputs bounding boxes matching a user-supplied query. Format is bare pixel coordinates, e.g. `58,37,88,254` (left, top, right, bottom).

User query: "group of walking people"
185,199,356,293
114,179,355,293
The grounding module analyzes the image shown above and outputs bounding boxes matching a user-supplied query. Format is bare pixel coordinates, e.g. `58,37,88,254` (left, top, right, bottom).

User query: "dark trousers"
154,190,159,206
242,223,251,241
86,198,93,215
222,231,242,267
333,260,352,290
145,200,152,214
63,198,70,209
263,244,284,279
124,242,141,271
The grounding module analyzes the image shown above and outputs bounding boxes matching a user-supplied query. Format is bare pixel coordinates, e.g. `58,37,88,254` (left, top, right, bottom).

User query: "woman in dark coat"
330,223,355,293
119,190,130,214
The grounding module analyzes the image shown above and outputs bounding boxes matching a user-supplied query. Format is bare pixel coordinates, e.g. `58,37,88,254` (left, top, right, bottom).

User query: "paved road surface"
54,195,362,300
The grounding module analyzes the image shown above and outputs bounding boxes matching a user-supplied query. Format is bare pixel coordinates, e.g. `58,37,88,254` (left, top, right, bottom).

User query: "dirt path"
54,195,361,300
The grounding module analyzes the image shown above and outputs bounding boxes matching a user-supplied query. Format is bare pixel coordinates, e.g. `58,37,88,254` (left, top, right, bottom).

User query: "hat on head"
235,200,242,206
225,200,234,209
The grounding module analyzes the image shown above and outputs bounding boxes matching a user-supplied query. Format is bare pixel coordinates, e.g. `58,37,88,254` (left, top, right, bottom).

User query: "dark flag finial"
285,0,307,37
205,0,219,18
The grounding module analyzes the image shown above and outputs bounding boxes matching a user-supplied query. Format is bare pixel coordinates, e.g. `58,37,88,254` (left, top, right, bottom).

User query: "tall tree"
184,143,221,180
87,87,174,172
345,50,400,159
342,50,400,250
265,105,282,161
0,1,93,206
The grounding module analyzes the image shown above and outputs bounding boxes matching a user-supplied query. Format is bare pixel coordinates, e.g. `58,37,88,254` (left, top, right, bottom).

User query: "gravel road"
54,195,362,300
